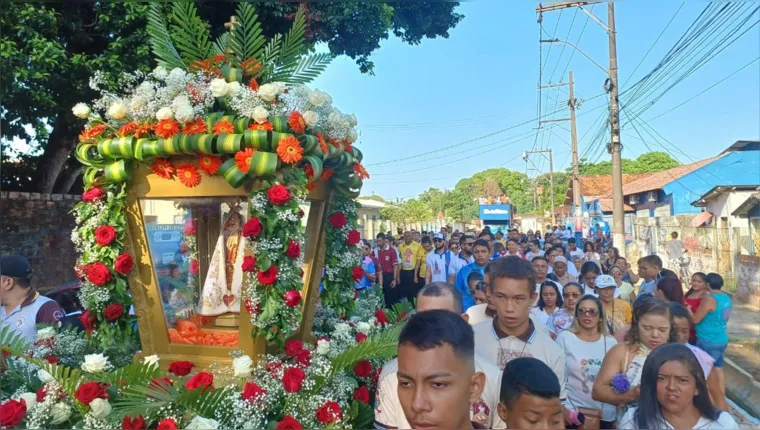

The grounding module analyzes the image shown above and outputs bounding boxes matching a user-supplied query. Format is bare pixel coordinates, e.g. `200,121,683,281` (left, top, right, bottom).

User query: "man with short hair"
472,257,567,406
478,231,497,260
497,357,565,430
418,236,433,286
375,285,505,429
0,256,65,342
448,235,475,284
567,238,584,261
399,232,425,302
455,239,491,310
377,234,401,306
426,234,453,285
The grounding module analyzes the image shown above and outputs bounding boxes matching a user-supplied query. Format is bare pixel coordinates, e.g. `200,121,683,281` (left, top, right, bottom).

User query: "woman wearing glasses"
556,295,618,429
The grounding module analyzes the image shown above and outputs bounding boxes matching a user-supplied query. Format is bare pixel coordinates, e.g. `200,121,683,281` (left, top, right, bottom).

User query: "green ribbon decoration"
244,130,270,151
103,160,132,183
134,138,152,161
271,116,288,132
299,134,318,154
351,147,363,163
218,158,247,188
216,134,244,154
221,65,244,83
249,151,278,177
98,137,134,159
302,154,323,181
234,118,250,134
83,167,100,186
76,144,106,167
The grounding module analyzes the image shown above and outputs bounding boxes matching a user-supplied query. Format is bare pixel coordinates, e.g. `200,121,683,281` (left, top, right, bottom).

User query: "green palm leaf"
92,362,159,389
273,52,333,84
271,6,307,79
258,33,282,82
115,380,235,423
146,3,185,69
328,323,404,379
212,33,230,58
0,324,30,355
169,1,212,63
38,362,86,408
229,3,266,66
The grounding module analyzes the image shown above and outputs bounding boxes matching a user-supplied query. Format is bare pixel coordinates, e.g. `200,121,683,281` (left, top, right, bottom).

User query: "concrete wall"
736,254,760,307
705,190,758,229
1,192,80,291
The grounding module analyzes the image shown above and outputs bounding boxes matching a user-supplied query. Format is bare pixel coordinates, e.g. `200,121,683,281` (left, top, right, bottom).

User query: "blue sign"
479,204,512,221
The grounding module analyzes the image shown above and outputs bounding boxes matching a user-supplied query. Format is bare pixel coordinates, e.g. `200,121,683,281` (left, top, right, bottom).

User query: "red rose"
257,266,278,285
156,418,178,430
242,217,263,238
355,332,367,343
189,259,199,275
329,212,347,228
0,398,26,428
375,309,389,325
315,401,342,424
347,229,361,246
36,385,46,402
114,254,134,275
242,256,256,272
283,290,301,307
168,361,194,376
352,266,364,282
242,382,267,403
103,303,124,322
87,262,112,286
183,221,196,235
285,340,303,357
354,385,370,403
267,184,291,206
285,240,300,259
122,415,145,430
79,310,96,333
275,416,303,430
297,209,305,218
282,367,305,393
82,187,104,203
44,355,58,364
74,381,109,405
267,361,283,378
94,225,116,246
371,367,382,386
295,349,311,367
185,372,214,392
354,360,372,378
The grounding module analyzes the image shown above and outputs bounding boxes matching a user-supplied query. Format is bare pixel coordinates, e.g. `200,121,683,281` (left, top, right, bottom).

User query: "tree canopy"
1,2,463,193
576,151,680,175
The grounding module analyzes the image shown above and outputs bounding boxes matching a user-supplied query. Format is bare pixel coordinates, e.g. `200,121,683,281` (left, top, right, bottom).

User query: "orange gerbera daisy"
213,119,235,135
213,54,226,63
154,119,180,139
316,132,328,154
134,123,152,138
118,122,138,136
198,155,222,175
183,118,207,135
235,148,255,173
176,164,202,187
78,124,107,142
151,158,175,179
321,168,334,181
288,111,306,134
248,121,273,132
276,136,304,164
353,163,370,180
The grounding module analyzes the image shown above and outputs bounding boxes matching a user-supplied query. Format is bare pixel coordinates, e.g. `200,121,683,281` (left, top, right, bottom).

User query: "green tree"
402,199,433,224
575,152,679,175
360,194,387,203
1,2,463,193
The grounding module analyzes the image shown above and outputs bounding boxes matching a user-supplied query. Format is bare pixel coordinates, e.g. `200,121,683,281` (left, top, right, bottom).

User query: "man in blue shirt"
455,239,491,311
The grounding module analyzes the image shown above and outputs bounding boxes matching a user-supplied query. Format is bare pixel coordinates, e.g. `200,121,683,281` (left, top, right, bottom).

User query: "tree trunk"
56,165,84,194
37,116,77,194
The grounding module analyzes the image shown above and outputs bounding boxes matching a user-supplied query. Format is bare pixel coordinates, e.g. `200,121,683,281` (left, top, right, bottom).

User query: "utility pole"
536,1,624,248
523,149,556,225
568,71,583,243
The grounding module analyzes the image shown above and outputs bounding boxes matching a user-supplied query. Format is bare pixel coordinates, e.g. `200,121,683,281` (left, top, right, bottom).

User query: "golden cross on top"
224,16,240,33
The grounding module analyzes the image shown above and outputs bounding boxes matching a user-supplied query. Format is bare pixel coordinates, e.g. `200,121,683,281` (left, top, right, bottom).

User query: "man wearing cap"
0,256,65,342
426,233,454,285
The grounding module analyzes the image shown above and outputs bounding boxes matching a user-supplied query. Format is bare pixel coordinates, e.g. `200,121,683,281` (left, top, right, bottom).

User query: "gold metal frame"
125,159,330,369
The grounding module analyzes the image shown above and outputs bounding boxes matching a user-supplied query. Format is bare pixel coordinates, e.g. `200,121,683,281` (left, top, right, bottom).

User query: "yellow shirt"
398,242,425,272
419,250,432,277
604,298,632,334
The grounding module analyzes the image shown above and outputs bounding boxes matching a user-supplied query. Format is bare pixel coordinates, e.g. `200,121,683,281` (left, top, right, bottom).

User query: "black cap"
0,255,32,279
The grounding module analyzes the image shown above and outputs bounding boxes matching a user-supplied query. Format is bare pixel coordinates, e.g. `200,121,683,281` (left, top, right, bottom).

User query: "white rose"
186,416,220,429
227,81,242,96
153,66,168,80
72,103,91,119
347,129,358,143
327,111,342,126
356,322,371,334
138,81,156,97
252,106,269,124
210,78,229,98
257,83,278,102
175,105,195,124
273,82,287,94
81,353,109,373
38,369,54,383
108,102,128,120
50,403,72,425
89,398,112,419
168,68,186,81
307,90,328,107
155,107,173,121
172,95,191,111
142,354,160,368
130,96,148,111
347,114,358,127
232,355,253,378
302,111,319,127
36,326,56,341
316,339,330,355
18,393,37,411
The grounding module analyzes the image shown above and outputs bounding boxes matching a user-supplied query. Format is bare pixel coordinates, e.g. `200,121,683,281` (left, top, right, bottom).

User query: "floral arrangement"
611,373,632,393
68,2,368,342
320,195,363,318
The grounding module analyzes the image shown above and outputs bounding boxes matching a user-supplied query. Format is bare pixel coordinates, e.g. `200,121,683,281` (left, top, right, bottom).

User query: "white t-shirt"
555,331,618,422
568,248,585,260
467,304,492,326
448,253,474,279
472,319,567,401
618,407,738,430
426,251,451,283
373,355,506,429
525,250,545,261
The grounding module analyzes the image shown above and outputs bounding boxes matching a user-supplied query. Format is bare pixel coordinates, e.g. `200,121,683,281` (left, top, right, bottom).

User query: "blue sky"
310,1,760,201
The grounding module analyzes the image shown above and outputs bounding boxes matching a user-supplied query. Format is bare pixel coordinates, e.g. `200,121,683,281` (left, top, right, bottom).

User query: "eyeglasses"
578,308,600,316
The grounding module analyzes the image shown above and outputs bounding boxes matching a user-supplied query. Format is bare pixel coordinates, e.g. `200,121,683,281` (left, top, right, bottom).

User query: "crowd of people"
363,225,737,429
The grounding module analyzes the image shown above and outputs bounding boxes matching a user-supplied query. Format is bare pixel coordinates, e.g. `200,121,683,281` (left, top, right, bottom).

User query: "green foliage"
147,3,185,69
328,323,403,379
93,362,159,390
0,324,30,355
169,2,212,63
229,3,265,66
116,380,235,423
577,151,680,175
379,199,433,226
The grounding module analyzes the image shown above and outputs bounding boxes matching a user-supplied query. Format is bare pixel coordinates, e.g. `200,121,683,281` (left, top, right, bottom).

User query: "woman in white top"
583,241,601,262
547,282,583,339
618,343,738,429
556,295,618,428
531,280,563,328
